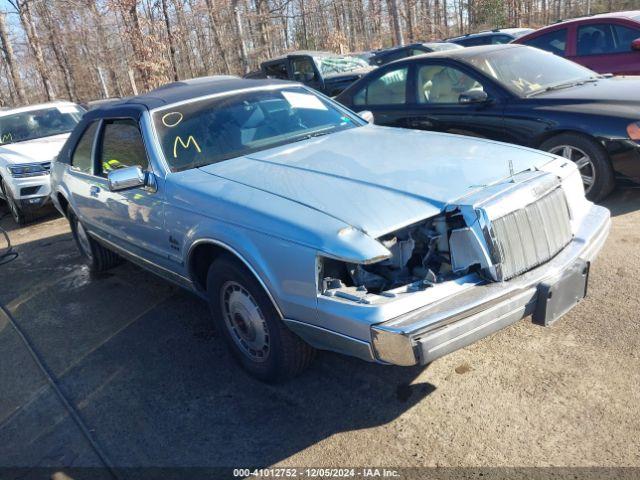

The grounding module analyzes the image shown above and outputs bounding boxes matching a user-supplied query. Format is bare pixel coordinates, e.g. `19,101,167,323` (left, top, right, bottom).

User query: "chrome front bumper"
370,204,611,366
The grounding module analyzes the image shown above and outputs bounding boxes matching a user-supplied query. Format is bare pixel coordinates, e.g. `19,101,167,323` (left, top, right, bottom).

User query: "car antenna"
509,159,515,177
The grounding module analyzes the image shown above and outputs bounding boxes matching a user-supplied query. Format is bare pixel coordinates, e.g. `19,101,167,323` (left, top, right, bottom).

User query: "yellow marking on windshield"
173,135,201,158
162,111,183,127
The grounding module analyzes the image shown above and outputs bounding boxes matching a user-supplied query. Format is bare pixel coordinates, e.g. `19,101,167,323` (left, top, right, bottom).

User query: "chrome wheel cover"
549,145,595,195
76,221,93,260
220,281,270,362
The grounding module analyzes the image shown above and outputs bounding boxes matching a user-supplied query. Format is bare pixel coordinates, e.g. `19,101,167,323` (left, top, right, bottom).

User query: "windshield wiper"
527,77,599,97
289,127,337,143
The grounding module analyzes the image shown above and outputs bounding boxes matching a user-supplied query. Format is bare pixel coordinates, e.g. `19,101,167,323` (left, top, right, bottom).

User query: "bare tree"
161,0,179,81
0,10,26,104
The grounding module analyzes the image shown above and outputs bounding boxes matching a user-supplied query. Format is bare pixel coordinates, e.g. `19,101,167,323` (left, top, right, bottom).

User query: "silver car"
50,77,610,382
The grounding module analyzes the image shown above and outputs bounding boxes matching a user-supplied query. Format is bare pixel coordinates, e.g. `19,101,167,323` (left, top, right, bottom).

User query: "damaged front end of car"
318,208,489,303
311,162,609,367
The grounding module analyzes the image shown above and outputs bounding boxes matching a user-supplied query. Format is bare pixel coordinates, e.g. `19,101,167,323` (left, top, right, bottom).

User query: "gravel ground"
0,188,639,473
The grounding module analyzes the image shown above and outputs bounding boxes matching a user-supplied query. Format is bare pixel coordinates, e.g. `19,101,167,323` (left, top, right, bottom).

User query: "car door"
348,63,413,127
90,117,170,267
404,60,506,140
571,21,640,75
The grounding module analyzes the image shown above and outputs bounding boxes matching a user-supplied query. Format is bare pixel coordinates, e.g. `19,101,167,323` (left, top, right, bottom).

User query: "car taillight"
627,122,640,141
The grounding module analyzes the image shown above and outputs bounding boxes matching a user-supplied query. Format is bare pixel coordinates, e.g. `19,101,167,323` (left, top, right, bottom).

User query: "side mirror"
358,110,375,123
107,166,145,192
459,90,489,104
631,38,640,51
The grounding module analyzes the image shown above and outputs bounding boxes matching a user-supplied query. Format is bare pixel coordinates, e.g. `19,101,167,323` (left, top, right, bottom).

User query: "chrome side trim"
284,318,376,363
91,232,195,291
186,238,285,319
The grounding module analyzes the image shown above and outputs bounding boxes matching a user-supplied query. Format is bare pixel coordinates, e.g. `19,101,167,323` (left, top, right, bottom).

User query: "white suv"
0,101,84,224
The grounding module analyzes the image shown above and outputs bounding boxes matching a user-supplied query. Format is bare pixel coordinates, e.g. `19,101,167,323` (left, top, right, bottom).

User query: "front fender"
181,216,320,324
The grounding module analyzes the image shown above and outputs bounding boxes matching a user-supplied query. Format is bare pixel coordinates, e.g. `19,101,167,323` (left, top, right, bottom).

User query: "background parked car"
446,27,534,46
514,11,640,75
368,42,463,66
80,97,122,111
0,102,85,224
243,51,373,96
335,44,640,201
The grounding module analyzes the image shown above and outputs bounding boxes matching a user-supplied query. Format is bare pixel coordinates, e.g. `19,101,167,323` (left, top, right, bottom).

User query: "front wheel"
540,133,615,202
1,179,31,225
207,256,315,382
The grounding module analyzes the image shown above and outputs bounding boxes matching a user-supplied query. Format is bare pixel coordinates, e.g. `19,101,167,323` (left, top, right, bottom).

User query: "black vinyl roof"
83,76,295,121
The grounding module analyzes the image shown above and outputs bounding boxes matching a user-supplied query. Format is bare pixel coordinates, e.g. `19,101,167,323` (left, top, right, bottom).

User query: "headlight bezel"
8,162,50,178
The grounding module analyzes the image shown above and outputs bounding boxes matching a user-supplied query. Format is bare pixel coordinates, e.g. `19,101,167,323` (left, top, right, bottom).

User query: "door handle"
90,185,101,197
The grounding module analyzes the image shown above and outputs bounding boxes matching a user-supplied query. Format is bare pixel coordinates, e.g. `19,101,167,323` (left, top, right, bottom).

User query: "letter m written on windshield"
173,135,201,158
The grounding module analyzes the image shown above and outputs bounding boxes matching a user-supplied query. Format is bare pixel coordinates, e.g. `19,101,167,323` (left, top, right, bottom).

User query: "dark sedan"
335,44,640,200
368,42,462,66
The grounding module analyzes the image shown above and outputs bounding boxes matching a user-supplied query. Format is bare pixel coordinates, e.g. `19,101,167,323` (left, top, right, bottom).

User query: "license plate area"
533,259,590,326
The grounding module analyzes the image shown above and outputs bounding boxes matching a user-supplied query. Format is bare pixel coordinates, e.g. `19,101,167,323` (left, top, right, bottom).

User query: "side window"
460,36,489,46
99,119,148,177
577,24,615,55
491,35,512,44
417,65,485,104
612,24,640,52
523,29,567,56
71,121,99,174
353,67,408,106
410,48,428,56
264,62,288,79
292,57,317,82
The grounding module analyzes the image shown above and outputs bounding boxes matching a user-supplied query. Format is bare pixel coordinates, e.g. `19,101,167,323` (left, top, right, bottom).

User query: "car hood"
534,76,640,103
0,133,70,165
199,126,556,238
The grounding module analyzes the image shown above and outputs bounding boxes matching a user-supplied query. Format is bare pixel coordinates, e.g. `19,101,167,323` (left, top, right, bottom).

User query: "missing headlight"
319,213,476,300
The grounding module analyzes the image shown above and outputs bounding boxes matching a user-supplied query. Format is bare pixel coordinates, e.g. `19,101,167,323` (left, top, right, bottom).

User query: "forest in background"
0,0,638,106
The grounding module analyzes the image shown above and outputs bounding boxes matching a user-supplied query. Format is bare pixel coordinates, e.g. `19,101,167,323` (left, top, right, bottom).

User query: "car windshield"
0,105,84,145
314,55,369,75
426,42,463,52
465,47,599,96
153,87,362,172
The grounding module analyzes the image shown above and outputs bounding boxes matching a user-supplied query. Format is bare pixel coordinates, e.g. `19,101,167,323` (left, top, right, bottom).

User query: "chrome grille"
491,187,572,280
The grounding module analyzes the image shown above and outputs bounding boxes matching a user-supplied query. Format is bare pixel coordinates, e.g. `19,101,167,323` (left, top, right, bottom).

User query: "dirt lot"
1,188,639,474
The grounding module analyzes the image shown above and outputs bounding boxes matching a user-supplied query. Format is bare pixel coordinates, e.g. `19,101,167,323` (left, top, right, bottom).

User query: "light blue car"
50,77,610,382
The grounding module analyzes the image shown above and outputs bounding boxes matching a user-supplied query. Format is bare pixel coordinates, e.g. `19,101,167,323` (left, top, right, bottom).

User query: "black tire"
207,255,316,382
0,178,32,225
539,133,615,202
68,210,120,272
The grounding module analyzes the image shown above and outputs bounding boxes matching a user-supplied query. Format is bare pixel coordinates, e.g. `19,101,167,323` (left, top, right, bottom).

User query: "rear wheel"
540,133,615,202
68,210,120,272
206,256,315,382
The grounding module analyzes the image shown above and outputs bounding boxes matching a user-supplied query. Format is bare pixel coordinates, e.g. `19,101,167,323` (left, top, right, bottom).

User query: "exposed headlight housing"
627,122,640,142
8,162,50,178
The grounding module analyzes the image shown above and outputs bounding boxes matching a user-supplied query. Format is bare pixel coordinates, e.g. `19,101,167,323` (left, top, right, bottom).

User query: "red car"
514,11,640,75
